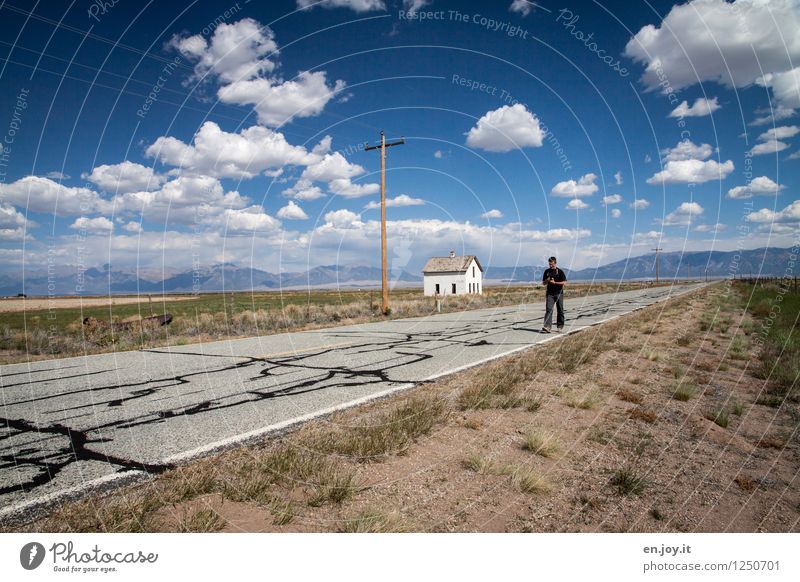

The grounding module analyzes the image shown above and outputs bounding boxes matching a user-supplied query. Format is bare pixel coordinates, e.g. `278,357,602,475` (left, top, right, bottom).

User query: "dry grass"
339,509,408,533
617,388,643,404
511,467,552,494
629,407,658,424
177,507,225,532
523,429,562,457
672,382,697,401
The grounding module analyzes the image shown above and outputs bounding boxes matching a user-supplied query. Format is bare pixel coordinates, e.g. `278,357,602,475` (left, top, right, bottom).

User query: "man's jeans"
544,292,565,329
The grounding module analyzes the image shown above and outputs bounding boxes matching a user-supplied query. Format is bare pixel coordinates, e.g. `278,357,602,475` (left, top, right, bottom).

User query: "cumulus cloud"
480,209,504,219
746,200,800,224
611,208,622,219
669,97,721,118
170,18,278,84
45,171,70,180
433,150,443,159
0,203,36,241
217,71,346,127
695,223,726,233
365,194,426,210
297,0,386,11
566,199,589,210
551,173,598,197
624,0,800,108
758,125,800,141
324,209,363,229
0,176,107,216
757,66,800,109
214,206,281,234
788,150,800,160
647,139,733,184
277,200,309,220
282,179,325,201
465,104,545,152
661,202,704,226
727,176,784,199
84,161,165,194
602,194,622,205
749,105,797,126
328,179,380,198
750,139,790,156
631,199,650,210
509,0,533,16
146,121,314,179
614,171,622,185
124,221,143,233
403,0,430,14
69,216,114,233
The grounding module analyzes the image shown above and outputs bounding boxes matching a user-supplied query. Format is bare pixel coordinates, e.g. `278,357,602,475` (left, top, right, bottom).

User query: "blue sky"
0,0,798,280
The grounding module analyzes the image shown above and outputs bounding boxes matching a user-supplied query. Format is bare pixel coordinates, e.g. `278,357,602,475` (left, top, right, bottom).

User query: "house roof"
422,255,484,274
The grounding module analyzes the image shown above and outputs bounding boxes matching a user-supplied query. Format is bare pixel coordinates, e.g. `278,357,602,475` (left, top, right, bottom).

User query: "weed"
705,409,729,428
566,390,601,410
270,498,295,526
629,408,657,423
732,402,745,416
340,509,406,533
672,383,696,402
462,452,512,476
617,388,643,404
611,467,645,495
523,429,561,458
177,508,225,533
650,508,664,521
511,467,552,494
734,476,757,492
757,434,789,449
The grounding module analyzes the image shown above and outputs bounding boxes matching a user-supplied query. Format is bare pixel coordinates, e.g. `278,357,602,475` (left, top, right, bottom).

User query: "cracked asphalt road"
0,283,702,518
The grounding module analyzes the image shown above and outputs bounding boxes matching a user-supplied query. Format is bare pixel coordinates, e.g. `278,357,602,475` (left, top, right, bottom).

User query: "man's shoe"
557,326,564,332
541,327,551,333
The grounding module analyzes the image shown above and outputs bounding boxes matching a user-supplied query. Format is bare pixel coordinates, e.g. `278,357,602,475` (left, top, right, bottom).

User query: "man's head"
548,256,557,267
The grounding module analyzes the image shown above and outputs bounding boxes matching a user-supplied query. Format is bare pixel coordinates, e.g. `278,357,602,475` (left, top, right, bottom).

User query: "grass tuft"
523,429,561,458
611,467,646,495
672,383,696,401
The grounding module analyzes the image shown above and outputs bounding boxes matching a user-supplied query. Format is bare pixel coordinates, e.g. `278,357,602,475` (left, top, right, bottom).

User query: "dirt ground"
0,295,198,313
10,284,800,533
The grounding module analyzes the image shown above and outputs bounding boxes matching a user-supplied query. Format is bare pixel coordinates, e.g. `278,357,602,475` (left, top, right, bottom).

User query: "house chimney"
449,250,455,258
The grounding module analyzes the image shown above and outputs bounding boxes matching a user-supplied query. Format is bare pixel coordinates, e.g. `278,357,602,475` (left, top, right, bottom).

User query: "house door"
452,283,457,294
435,283,440,295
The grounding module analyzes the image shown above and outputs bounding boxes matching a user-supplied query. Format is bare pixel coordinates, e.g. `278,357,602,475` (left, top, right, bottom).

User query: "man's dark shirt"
542,267,566,295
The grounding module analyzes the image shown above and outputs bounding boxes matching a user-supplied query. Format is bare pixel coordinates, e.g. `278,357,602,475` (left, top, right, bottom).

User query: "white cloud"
602,194,622,205
365,194,426,210
215,206,281,234
300,150,365,182
631,199,650,210
614,171,622,185
750,105,797,126
647,159,735,184
169,18,278,84
758,125,800,141
84,161,164,194
747,200,800,224
661,202,704,226
611,208,622,219
644,153,652,163
694,223,726,233
632,231,662,244
146,121,314,179
788,150,800,160
282,179,325,201
757,66,800,109
0,203,36,241
324,209,363,229
624,0,800,108
297,0,386,11
433,150,443,159
124,221,143,233
45,171,70,180
218,72,346,127
70,216,114,233
551,173,598,198
750,139,790,156
727,176,784,199
660,139,713,162
465,104,545,152
328,179,379,198
0,176,106,216
403,0,430,14
480,209,504,219
669,97,721,118
277,200,309,220
566,199,589,210
509,0,533,16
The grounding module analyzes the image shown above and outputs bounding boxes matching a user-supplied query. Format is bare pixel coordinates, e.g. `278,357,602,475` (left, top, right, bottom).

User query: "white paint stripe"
0,284,704,522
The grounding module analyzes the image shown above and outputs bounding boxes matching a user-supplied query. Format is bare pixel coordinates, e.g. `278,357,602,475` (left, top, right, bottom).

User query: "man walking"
541,256,566,333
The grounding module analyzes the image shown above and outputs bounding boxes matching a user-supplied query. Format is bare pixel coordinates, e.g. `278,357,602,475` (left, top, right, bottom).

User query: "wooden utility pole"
652,248,662,284
365,130,404,315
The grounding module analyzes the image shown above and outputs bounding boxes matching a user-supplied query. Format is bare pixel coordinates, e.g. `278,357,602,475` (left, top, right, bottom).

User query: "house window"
435,283,440,295
452,283,457,294
473,266,475,277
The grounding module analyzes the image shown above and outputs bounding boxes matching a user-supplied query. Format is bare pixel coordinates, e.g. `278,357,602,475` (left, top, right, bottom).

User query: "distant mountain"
0,248,792,296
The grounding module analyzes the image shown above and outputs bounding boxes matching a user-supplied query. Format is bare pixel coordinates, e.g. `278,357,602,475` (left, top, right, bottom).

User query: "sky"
0,0,799,283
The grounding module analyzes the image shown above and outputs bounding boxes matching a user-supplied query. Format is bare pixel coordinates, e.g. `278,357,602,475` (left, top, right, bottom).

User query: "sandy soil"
0,295,198,312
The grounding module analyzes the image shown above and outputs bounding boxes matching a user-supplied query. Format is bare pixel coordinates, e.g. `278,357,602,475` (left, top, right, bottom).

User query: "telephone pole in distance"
365,131,405,315
652,248,663,284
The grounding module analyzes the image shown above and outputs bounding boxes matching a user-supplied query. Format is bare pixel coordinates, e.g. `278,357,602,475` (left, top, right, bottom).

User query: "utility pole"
365,130,405,315
652,248,662,284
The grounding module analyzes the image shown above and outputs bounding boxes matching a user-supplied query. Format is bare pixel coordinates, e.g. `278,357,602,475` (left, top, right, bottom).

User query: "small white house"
422,251,484,296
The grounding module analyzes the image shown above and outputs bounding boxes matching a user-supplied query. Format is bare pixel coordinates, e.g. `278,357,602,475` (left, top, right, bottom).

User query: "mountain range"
1,247,793,296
